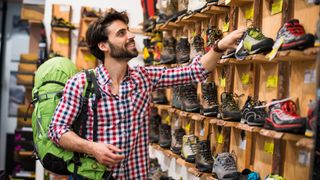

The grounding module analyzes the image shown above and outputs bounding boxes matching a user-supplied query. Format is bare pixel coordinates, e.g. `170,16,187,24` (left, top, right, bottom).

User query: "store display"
200,82,219,117
181,134,198,163
195,140,214,173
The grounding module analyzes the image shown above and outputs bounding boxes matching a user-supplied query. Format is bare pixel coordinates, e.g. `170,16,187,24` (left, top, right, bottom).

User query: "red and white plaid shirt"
48,56,209,179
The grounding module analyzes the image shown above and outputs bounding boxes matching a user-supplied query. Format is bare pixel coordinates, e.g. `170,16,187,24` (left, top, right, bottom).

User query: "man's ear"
98,41,109,52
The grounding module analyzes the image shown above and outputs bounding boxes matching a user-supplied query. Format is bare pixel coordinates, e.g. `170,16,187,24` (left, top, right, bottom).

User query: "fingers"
107,144,123,153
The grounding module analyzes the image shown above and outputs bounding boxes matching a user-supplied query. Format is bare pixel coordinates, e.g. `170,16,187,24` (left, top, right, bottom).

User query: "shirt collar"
96,64,133,85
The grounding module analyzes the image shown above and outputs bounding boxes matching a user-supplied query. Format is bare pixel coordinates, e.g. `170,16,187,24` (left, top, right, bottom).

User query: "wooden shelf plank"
225,0,254,6
282,133,308,141
79,46,89,51
201,5,229,14
52,27,71,32
235,123,262,132
83,17,98,22
191,114,206,121
259,129,284,139
209,118,237,127
274,48,317,62
296,138,314,151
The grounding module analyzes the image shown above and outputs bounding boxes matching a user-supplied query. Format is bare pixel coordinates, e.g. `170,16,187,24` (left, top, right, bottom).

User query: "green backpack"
31,57,111,179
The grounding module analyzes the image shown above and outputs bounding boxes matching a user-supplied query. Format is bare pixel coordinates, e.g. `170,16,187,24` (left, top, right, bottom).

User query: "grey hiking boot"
181,134,198,163
170,128,186,154
159,124,171,148
212,152,240,180
219,92,241,121
176,37,190,64
195,140,214,173
200,82,219,117
160,36,177,64
180,84,200,112
150,108,161,143
172,86,182,109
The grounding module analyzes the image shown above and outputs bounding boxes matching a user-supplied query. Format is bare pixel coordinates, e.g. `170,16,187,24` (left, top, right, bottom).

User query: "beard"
108,39,138,60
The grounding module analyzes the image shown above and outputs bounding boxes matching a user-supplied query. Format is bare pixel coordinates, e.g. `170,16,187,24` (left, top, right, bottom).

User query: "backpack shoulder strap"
90,70,101,142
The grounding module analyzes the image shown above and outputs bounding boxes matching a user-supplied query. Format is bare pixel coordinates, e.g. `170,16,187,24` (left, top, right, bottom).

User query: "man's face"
106,20,138,60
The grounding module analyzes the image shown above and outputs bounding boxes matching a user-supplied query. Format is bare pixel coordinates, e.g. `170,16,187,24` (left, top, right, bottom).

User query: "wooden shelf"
225,0,254,6
79,46,89,51
83,17,98,22
259,129,284,139
152,104,171,111
191,114,207,121
235,123,261,132
296,138,314,151
274,48,318,62
52,27,71,32
18,151,33,157
182,12,212,21
209,118,238,127
201,5,229,14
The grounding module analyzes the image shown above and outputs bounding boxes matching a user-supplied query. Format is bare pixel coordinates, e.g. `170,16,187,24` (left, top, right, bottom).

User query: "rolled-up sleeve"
48,73,85,145
145,55,210,90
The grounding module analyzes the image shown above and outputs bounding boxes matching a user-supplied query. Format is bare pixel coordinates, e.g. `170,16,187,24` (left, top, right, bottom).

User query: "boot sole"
196,163,213,173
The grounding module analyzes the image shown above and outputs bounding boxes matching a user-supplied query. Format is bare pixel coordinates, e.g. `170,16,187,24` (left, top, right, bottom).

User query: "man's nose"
127,30,135,39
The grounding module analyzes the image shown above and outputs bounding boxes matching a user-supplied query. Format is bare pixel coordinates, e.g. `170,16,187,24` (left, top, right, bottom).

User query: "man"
48,8,245,179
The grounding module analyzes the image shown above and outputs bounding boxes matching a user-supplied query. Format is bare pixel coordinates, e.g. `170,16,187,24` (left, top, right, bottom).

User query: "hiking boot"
212,152,240,180
51,17,76,29
219,92,241,121
222,49,236,59
171,128,186,154
159,124,172,148
180,84,200,112
152,89,168,104
178,0,189,11
241,96,267,126
190,34,205,59
200,82,219,117
160,36,177,64
176,37,190,64
265,174,285,180
240,168,260,180
305,101,317,137
172,86,182,109
276,19,315,51
235,27,274,60
205,26,223,52
187,0,207,13
143,38,153,65
264,99,307,134
150,108,161,143
195,140,214,173
83,7,100,18
181,134,198,163
78,38,87,47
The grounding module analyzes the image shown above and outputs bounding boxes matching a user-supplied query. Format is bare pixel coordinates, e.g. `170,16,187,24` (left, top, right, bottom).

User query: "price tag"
271,0,283,15
57,37,69,44
200,128,205,137
222,22,229,32
217,134,224,144
239,139,246,150
59,5,70,12
304,69,316,84
266,36,284,61
84,54,96,62
165,115,171,124
245,4,254,20
220,78,226,88
264,142,274,154
185,123,191,134
298,150,310,165
241,73,250,85
266,75,278,88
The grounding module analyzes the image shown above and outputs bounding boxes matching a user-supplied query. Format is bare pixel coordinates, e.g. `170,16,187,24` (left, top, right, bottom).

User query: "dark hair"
86,8,129,62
